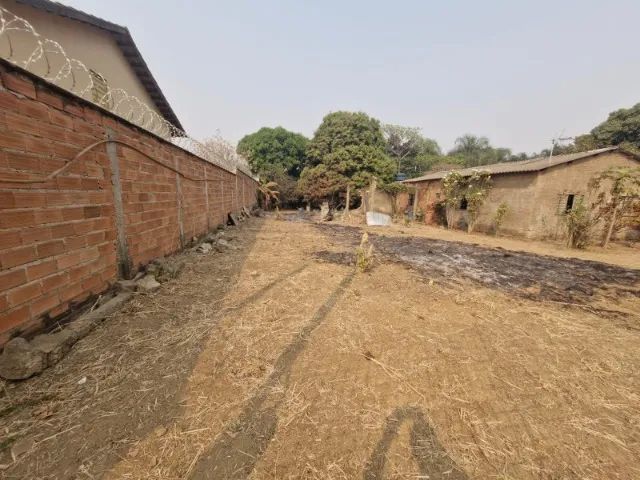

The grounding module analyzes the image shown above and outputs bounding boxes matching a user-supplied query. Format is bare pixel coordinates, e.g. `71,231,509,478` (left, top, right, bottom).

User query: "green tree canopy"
237,127,308,178
587,103,640,153
299,112,395,204
306,112,386,166
448,134,513,167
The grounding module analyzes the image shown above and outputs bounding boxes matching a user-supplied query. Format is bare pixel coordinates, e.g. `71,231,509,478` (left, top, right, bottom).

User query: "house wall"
404,152,638,239
0,0,160,115
530,152,638,239
0,63,257,346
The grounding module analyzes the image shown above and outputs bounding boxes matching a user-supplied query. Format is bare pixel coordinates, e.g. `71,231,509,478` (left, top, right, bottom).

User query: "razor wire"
0,6,253,176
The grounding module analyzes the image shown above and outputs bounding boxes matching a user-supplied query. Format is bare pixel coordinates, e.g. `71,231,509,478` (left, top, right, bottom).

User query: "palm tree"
258,180,280,210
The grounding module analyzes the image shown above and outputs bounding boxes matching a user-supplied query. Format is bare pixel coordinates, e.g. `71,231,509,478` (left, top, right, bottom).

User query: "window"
565,194,575,212
89,69,112,108
460,197,468,210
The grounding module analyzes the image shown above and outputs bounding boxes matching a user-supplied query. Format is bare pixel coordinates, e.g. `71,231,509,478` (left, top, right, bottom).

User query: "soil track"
1,218,639,479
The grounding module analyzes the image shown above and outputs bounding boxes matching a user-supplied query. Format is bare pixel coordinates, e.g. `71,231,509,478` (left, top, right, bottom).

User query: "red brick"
26,260,57,281
0,230,22,249
41,272,68,291
31,292,60,317
0,90,18,110
0,268,27,290
49,110,75,130
8,281,42,307
21,226,52,244
63,101,84,118
61,207,84,221
50,223,76,239
56,247,97,270
0,305,30,334
81,274,102,292
0,130,27,150
7,152,40,171
36,240,65,258
1,72,36,99
0,245,37,269
18,100,50,120
34,208,64,225
59,282,83,303
0,294,7,312
0,191,15,207
0,210,35,228
48,301,68,318
64,235,86,250
84,206,101,218
37,88,64,110
11,191,46,208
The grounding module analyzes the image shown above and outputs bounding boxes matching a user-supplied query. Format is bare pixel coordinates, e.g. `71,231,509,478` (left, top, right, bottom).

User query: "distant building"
401,147,639,240
1,0,182,128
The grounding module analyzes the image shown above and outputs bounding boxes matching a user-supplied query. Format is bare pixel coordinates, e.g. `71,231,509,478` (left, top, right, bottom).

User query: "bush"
493,202,509,236
565,200,595,249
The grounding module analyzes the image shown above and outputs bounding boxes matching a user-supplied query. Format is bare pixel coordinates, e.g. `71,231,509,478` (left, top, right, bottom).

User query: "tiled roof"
403,147,620,183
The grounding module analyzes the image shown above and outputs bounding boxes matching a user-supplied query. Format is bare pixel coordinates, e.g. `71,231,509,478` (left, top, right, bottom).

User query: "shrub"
565,199,595,249
355,232,374,272
493,202,509,236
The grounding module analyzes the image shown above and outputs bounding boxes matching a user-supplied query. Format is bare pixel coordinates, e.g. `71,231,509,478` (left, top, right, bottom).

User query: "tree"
299,112,395,205
382,124,441,173
257,179,280,210
589,103,640,153
237,127,308,178
448,134,512,167
589,166,640,247
306,111,386,166
442,170,492,233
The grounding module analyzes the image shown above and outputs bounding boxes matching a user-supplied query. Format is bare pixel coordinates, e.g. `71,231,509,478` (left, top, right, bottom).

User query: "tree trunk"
345,184,351,218
601,203,619,248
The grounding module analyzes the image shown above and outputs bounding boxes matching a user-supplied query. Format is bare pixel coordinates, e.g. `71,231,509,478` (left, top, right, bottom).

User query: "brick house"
401,147,640,239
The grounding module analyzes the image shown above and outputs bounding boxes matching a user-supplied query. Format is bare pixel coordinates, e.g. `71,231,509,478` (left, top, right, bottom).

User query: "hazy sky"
63,0,639,154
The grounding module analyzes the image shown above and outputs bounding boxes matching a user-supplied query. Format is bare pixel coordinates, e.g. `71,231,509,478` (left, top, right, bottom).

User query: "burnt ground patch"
312,249,355,266
316,224,640,307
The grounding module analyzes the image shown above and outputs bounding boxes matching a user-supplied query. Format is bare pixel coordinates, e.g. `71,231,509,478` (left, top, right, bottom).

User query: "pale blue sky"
65,0,639,154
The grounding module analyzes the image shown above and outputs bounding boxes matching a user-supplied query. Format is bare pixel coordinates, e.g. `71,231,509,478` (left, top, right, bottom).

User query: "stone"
227,213,240,226
0,338,45,380
242,206,252,217
116,279,137,292
149,258,185,283
136,274,161,292
31,330,76,366
196,242,212,254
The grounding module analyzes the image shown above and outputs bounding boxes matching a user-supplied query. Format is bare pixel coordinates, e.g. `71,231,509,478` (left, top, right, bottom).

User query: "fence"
0,5,259,346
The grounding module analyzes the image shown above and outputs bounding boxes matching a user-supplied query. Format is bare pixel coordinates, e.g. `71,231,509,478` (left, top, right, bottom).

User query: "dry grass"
1,218,638,479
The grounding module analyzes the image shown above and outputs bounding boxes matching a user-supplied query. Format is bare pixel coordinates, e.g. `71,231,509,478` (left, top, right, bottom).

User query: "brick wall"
0,62,257,346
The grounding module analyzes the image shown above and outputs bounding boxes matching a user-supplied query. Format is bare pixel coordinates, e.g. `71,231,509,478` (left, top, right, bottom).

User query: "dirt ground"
1,216,639,479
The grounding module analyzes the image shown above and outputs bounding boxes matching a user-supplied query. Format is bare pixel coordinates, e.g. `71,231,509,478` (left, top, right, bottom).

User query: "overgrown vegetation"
589,166,640,247
257,180,280,210
442,170,492,232
493,202,509,236
565,198,595,249
355,232,374,272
